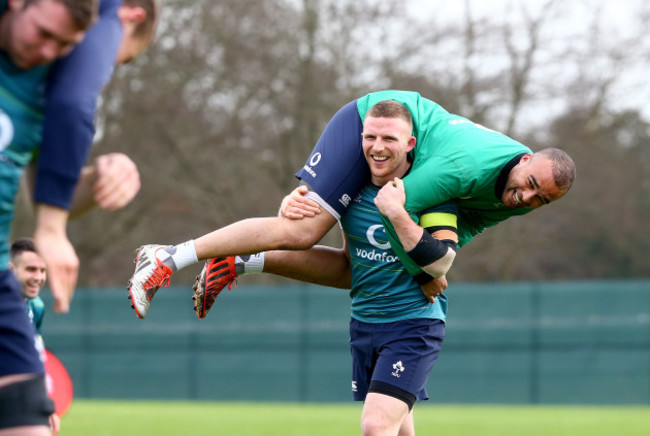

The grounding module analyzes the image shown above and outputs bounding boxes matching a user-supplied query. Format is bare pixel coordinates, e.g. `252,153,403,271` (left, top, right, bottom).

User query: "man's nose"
521,189,544,208
524,188,537,200
39,41,61,63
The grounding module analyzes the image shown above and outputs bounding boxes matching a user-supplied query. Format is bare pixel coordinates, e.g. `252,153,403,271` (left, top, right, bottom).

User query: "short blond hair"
367,100,413,127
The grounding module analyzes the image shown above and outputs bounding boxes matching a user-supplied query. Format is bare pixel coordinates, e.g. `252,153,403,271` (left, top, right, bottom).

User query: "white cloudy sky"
393,0,650,130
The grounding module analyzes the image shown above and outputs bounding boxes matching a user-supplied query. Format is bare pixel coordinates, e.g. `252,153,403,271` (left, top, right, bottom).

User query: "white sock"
234,253,265,275
157,240,198,271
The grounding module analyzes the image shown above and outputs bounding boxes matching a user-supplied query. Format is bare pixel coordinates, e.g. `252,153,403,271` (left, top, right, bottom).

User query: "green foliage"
62,400,650,436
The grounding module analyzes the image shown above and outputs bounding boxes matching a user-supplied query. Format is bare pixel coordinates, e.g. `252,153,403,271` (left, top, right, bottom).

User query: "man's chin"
14,60,33,70
13,56,41,70
25,290,40,298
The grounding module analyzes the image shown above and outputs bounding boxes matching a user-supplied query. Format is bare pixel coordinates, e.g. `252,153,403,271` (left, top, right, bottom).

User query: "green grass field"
60,400,649,436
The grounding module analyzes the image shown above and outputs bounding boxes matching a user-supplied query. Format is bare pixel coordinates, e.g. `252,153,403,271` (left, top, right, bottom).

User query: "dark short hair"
367,100,413,127
536,148,576,191
10,237,38,261
24,0,98,31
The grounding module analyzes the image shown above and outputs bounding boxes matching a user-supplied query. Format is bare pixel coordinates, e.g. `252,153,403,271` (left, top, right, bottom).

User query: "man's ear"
407,136,416,152
117,6,146,25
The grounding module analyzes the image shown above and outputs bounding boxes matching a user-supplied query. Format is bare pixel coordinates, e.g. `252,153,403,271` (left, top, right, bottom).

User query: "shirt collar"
494,153,526,200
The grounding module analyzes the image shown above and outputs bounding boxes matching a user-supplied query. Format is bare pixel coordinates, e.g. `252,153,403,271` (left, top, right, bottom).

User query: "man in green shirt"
9,238,47,335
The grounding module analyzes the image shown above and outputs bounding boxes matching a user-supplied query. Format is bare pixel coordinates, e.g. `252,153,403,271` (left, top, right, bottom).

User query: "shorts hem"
368,380,416,411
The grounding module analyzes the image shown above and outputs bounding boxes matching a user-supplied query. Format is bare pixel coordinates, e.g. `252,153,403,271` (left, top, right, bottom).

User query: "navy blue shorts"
350,318,445,409
0,375,54,429
0,270,44,376
294,100,370,219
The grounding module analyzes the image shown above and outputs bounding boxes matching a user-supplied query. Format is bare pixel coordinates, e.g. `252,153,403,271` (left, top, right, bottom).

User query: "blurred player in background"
9,238,47,337
8,238,59,433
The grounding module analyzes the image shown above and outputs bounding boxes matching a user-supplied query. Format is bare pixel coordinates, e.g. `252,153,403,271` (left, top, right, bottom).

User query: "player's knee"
360,409,395,436
397,422,415,436
360,416,389,436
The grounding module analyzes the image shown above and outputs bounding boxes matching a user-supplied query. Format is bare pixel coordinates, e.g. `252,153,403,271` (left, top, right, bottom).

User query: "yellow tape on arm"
419,212,457,229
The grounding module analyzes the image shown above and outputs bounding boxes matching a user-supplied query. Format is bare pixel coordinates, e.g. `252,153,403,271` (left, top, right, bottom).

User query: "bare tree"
12,0,649,286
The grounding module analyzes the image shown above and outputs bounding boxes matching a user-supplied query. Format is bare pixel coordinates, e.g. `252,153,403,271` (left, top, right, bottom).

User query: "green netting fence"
40,280,649,404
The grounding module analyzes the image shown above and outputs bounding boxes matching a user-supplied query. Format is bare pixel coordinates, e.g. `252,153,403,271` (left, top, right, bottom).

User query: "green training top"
357,90,533,276
26,296,45,334
341,184,456,323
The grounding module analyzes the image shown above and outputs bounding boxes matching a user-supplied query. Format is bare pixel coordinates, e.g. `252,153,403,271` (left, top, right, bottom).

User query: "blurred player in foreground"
0,2,96,432
0,1,159,434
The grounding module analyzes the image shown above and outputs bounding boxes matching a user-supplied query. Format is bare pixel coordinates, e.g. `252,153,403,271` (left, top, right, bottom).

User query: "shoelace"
144,265,172,292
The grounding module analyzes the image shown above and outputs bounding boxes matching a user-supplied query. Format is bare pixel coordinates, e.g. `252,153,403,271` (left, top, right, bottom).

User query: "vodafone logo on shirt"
354,225,398,263
366,225,391,250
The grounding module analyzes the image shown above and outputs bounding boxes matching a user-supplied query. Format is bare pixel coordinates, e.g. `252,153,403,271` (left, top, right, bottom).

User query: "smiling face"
361,115,416,186
501,153,568,209
10,250,47,299
4,0,86,69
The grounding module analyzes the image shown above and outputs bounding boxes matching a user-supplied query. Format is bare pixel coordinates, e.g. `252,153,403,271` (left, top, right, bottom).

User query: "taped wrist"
406,229,452,267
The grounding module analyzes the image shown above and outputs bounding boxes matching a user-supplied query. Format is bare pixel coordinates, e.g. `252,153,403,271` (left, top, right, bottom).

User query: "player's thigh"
361,392,410,435
0,426,51,436
295,100,369,220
